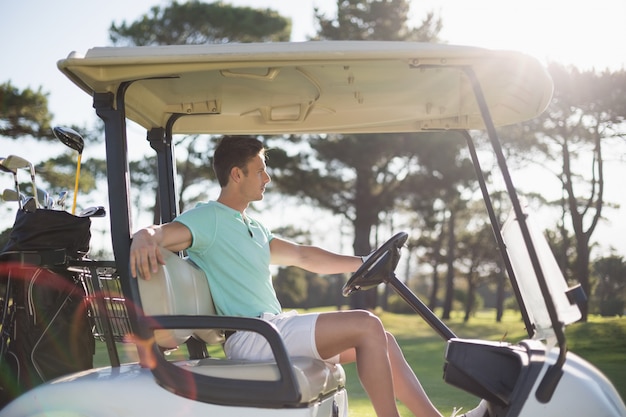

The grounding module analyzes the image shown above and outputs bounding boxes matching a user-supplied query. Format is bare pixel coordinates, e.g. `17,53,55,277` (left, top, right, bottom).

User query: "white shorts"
223,310,340,364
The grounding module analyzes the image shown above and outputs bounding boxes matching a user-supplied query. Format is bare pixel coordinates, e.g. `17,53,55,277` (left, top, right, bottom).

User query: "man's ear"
229,166,242,183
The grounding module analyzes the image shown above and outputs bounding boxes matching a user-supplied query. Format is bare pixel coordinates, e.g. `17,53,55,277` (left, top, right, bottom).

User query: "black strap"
0,249,67,267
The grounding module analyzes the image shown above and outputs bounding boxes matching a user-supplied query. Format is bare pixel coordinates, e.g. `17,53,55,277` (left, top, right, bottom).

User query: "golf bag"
0,209,94,407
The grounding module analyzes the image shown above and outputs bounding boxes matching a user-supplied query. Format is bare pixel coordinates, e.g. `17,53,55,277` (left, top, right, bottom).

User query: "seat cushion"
190,357,346,403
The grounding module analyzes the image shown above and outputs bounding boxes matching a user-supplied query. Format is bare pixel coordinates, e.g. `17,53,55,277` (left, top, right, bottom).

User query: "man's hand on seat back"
130,222,193,280
130,227,165,280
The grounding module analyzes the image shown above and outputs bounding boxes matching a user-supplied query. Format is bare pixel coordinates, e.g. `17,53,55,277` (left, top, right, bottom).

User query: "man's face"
241,152,271,202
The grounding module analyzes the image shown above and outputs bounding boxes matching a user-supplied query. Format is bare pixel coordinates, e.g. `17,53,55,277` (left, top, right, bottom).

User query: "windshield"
501,207,581,342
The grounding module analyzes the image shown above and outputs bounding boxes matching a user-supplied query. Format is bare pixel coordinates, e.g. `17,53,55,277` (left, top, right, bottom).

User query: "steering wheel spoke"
342,232,408,297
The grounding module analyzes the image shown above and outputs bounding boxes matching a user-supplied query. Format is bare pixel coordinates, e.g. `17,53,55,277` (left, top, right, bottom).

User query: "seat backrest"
137,248,224,348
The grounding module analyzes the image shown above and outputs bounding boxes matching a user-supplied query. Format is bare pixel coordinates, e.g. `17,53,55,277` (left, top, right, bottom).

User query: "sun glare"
414,0,625,71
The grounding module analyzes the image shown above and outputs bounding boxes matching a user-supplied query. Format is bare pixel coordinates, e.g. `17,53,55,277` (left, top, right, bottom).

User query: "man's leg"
315,310,443,417
385,333,488,417
385,332,443,416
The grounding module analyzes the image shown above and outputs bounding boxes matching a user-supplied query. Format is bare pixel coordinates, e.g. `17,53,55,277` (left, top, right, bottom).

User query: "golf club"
22,197,37,213
0,157,22,209
53,126,84,215
4,155,40,208
78,205,106,218
57,190,68,211
37,188,52,209
2,188,26,206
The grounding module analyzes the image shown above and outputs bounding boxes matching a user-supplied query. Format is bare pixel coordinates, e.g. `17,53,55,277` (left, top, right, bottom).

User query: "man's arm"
130,222,192,279
269,237,362,274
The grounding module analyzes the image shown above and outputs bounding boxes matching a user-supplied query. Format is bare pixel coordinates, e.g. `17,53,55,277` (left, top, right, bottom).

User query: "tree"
413,229,445,311
304,275,332,309
0,81,53,140
592,255,626,317
175,136,220,211
456,223,499,322
274,266,308,308
313,0,442,42
503,64,626,320
399,133,476,319
109,1,290,46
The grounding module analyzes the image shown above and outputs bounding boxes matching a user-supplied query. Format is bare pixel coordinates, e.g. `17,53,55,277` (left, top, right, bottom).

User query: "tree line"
1,0,625,322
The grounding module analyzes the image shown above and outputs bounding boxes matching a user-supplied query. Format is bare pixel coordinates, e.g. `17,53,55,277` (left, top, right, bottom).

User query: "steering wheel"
342,232,408,297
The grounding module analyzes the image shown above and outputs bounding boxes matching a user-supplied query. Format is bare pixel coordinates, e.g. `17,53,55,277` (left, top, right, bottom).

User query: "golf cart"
1,41,624,416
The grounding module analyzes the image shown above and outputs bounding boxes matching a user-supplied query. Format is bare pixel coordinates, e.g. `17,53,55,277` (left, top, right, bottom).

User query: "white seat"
137,248,224,348
136,248,346,403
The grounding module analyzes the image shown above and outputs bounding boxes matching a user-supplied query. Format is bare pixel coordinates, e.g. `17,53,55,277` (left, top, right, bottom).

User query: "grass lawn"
340,310,626,416
94,310,626,417
339,309,532,417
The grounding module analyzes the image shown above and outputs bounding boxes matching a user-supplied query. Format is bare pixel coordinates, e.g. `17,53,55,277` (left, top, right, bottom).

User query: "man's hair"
213,136,265,187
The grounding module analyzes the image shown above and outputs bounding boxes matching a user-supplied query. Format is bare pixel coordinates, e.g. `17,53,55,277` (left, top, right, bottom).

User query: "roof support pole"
462,131,534,336
463,67,566,403
93,87,143,339
147,127,178,223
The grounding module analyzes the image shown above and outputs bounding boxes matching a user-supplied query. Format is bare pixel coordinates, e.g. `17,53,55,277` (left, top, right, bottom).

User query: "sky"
1,0,625,256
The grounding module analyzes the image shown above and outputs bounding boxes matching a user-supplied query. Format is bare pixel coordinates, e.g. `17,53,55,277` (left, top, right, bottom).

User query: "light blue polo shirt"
173,201,281,317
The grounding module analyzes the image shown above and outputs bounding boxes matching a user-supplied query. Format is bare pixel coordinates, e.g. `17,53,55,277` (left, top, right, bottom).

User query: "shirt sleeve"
173,202,216,251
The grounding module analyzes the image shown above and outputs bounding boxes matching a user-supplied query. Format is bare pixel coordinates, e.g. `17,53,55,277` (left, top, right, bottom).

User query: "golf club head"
0,157,17,174
0,157,23,208
78,205,106,218
57,191,68,209
37,188,51,209
0,158,17,175
4,154,40,208
53,126,84,154
54,127,84,215
23,197,37,213
3,155,31,171
2,188,25,203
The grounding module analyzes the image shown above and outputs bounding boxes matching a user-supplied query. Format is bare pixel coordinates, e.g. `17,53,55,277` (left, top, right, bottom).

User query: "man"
130,136,486,417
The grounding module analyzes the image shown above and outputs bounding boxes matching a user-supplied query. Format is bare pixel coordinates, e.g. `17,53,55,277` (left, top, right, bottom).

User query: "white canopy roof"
58,41,553,135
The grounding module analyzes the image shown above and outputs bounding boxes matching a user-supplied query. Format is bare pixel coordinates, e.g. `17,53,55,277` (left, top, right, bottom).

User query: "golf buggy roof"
57,41,553,134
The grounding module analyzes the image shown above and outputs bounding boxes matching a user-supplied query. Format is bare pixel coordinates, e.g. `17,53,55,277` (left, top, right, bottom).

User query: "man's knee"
385,330,399,347
349,309,380,321
349,309,386,337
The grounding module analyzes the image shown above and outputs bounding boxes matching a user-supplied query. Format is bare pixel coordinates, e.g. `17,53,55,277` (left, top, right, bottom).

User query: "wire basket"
69,260,133,343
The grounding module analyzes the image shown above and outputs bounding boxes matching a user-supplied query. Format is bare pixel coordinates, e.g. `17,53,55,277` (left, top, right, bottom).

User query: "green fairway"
339,310,626,416
93,310,625,417
338,309,531,416
564,315,626,398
